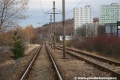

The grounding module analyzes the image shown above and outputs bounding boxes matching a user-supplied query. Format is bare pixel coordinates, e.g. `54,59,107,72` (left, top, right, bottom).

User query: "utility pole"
62,0,66,58
50,15,52,48
53,1,56,49
49,15,51,46
45,1,61,49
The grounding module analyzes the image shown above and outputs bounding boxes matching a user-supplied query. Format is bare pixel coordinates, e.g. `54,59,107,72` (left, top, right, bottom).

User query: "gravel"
0,44,40,80
65,49,120,73
48,47,111,80
0,46,10,53
26,46,56,80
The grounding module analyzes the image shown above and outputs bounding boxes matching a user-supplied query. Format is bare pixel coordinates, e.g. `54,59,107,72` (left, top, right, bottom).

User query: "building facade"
105,23,117,36
86,22,98,37
99,3,120,25
74,5,93,30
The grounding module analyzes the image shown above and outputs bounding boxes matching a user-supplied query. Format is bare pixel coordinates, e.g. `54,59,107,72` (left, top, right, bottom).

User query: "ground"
0,44,40,80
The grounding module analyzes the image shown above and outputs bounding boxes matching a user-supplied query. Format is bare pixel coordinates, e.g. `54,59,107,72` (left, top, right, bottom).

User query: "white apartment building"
74,5,93,30
99,3,120,25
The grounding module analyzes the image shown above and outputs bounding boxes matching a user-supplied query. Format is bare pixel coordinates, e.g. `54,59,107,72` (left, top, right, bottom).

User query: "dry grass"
0,44,40,80
69,47,120,62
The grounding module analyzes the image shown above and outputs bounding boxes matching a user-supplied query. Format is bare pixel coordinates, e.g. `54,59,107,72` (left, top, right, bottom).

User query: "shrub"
66,40,72,47
11,31,25,59
73,35,120,55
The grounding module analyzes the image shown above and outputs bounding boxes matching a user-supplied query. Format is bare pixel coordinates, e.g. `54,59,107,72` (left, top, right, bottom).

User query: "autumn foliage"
73,35,120,55
0,25,38,46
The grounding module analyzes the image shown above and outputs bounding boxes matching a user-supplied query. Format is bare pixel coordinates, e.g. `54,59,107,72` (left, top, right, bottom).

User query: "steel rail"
20,46,42,80
57,47,120,79
46,46,63,80
58,46,120,66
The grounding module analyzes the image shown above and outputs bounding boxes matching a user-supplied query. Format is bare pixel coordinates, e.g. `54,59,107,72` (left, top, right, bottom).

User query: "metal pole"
62,0,66,58
53,1,56,49
48,16,51,46
50,15,52,48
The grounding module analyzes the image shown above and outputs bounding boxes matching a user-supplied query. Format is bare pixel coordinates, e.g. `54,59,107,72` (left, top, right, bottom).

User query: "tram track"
57,46,120,79
20,45,63,80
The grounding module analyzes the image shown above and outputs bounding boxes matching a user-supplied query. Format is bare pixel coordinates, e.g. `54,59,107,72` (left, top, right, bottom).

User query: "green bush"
11,31,25,59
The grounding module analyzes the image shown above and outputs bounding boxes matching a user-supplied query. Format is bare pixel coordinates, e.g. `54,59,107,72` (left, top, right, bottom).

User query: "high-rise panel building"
74,5,93,29
99,3,120,25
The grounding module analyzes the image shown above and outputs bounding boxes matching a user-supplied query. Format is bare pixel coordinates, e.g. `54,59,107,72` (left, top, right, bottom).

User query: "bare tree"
0,0,29,31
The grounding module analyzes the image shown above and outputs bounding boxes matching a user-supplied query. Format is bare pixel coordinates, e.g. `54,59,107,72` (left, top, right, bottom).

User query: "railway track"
57,46,120,79
20,45,63,80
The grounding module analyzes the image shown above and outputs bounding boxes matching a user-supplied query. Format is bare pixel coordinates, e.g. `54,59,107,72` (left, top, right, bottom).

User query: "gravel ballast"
48,47,111,80
26,46,56,80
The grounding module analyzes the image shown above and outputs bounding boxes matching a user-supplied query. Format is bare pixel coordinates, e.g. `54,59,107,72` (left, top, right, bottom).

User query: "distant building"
93,18,99,23
86,22,98,37
99,3,120,25
117,21,120,36
59,36,72,41
105,23,117,36
74,5,93,29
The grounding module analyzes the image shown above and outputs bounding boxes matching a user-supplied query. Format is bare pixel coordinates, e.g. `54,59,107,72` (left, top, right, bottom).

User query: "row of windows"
75,8,92,11
101,13,119,15
75,12,92,15
102,8,119,10
101,16,118,18
75,17,92,18
101,14,119,17
102,11,119,13
101,16,119,18
76,10,92,12
75,11,91,14
75,14,92,16
75,21,93,23
75,19,93,22
101,6,119,8
101,18,118,20
101,21,117,23
75,15,92,17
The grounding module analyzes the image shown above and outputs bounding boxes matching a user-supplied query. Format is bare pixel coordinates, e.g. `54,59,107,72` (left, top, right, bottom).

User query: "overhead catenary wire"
42,9,53,24
38,0,47,25
44,8,61,25
66,0,84,15
39,0,45,17
55,8,62,14
38,1,61,25
38,0,84,26
37,8,55,25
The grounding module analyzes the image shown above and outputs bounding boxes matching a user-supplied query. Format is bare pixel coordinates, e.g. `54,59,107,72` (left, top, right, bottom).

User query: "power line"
42,13,49,24
41,9,53,24
39,0,45,17
39,8,60,26
55,8,62,14
45,9,53,14
44,8,61,26
38,0,54,26
76,0,84,7
66,0,84,15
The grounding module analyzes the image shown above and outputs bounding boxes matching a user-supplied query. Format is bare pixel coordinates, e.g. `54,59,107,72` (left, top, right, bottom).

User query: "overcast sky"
19,0,120,27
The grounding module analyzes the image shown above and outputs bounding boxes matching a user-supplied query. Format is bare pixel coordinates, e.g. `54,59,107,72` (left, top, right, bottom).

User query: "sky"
19,0,120,28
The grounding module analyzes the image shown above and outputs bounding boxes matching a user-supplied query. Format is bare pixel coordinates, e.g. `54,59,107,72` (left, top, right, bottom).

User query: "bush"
66,40,72,47
73,35,120,55
11,31,25,59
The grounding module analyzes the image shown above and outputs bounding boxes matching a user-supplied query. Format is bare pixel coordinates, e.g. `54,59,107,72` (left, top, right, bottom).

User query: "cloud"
20,0,120,27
